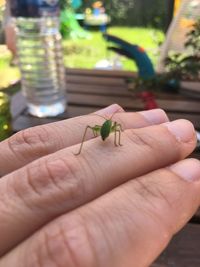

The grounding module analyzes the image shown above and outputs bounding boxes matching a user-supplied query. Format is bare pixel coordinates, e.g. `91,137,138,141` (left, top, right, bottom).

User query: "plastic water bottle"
10,0,67,117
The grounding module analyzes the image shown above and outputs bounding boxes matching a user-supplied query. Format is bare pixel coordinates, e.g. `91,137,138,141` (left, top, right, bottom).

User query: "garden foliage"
81,0,170,30
165,19,200,81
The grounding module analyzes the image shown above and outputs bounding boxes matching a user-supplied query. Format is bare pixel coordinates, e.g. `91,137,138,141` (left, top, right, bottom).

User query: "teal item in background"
104,34,156,80
71,0,82,9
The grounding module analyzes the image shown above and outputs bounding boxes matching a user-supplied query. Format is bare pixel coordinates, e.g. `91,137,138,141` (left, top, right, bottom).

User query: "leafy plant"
165,19,200,81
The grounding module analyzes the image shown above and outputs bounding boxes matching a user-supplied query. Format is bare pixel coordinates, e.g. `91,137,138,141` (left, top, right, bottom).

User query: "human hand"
0,104,199,267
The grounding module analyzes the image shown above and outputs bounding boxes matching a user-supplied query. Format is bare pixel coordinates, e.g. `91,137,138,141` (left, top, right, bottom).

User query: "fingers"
1,159,200,267
0,119,196,255
0,105,169,176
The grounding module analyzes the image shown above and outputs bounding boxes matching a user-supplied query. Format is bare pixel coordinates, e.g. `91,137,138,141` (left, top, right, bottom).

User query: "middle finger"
0,106,168,176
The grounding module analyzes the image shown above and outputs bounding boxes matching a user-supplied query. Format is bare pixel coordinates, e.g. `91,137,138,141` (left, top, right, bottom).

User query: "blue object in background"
10,0,60,17
104,34,156,80
71,0,82,10
93,8,101,16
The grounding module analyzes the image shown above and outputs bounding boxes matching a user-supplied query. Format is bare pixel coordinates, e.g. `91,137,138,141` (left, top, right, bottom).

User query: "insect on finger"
75,111,124,155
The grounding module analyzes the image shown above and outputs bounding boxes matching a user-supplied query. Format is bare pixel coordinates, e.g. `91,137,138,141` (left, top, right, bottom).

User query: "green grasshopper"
75,111,123,155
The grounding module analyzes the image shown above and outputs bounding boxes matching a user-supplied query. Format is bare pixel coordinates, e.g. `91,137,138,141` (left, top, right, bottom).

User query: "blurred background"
0,0,175,89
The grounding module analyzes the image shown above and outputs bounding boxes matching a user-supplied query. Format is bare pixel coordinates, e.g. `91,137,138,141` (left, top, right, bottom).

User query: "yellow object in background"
174,0,181,15
93,1,103,8
174,0,198,29
0,92,12,141
0,0,5,6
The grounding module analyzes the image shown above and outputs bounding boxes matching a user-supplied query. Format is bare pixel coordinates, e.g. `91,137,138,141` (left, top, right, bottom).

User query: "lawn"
0,46,20,89
0,26,164,89
63,27,164,70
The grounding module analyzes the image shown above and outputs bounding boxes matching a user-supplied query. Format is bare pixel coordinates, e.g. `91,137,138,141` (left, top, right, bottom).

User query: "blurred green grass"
0,46,20,89
0,26,164,89
63,27,164,70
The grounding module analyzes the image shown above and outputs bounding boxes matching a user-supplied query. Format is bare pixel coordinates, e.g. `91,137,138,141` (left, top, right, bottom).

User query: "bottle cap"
10,0,60,18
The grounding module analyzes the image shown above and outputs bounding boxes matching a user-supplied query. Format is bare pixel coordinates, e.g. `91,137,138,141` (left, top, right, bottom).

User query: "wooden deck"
11,68,200,158
10,68,200,266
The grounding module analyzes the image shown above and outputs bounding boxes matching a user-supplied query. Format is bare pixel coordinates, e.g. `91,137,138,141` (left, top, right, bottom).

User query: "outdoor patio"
0,0,200,266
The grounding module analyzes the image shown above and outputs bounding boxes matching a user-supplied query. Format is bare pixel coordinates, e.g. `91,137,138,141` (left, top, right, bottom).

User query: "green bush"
81,0,169,30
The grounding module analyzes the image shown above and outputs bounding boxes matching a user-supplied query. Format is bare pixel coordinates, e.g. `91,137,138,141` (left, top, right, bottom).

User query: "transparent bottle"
11,1,67,117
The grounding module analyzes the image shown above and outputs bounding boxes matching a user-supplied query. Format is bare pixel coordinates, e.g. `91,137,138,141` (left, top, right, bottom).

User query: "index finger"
0,105,168,176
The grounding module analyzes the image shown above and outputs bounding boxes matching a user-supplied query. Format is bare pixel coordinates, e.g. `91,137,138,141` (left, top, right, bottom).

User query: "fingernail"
169,159,200,182
96,104,124,116
139,109,169,125
164,120,195,142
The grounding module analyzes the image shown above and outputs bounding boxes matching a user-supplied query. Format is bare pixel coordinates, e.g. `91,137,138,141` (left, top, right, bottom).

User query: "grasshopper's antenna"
110,108,123,120
93,114,107,120
92,107,122,121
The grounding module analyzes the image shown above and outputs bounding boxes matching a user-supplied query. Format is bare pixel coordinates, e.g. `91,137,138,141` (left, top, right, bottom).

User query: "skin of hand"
0,104,199,267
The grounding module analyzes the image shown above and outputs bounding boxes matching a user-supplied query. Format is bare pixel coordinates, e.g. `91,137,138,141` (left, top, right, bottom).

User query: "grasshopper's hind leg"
75,126,93,155
117,123,123,132
114,128,118,146
117,130,122,146
93,125,101,138
116,123,123,146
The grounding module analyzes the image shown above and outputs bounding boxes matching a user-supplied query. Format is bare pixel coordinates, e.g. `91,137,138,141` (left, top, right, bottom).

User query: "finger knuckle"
43,157,84,199
134,176,175,237
20,156,85,209
8,126,51,157
30,215,95,267
126,129,156,151
126,127,183,163
135,178,173,210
